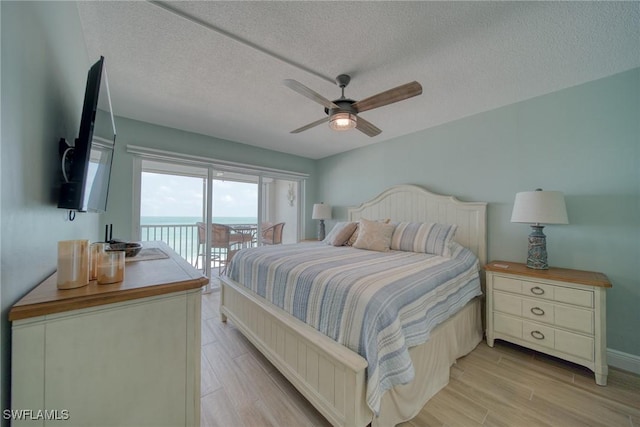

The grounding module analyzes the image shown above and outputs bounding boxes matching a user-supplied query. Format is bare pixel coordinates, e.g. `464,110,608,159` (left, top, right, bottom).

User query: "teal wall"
100,116,317,242
0,1,99,417
317,68,640,357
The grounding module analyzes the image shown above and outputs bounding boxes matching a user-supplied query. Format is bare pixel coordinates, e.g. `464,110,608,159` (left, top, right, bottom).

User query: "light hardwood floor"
200,289,640,427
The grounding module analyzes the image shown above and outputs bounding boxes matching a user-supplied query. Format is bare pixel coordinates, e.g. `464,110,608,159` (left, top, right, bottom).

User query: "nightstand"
485,261,611,385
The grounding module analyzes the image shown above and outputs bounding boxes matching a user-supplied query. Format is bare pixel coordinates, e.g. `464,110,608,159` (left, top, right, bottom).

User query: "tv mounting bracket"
58,137,77,221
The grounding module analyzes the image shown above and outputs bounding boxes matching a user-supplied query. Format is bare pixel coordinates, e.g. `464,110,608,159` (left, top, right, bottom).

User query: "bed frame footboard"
220,276,373,427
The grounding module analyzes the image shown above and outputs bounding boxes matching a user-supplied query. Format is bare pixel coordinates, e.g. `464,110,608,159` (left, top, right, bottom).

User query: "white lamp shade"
511,190,569,225
312,203,332,220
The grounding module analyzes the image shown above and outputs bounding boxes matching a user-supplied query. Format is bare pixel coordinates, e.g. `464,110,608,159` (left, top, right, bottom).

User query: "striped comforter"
227,242,482,414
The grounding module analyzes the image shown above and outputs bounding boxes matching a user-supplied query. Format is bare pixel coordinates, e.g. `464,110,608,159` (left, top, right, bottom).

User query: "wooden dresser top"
9,241,208,321
485,261,611,288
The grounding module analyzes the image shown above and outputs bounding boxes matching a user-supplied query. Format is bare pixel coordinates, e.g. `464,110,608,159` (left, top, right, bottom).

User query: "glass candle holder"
97,250,125,285
90,242,110,281
57,240,90,289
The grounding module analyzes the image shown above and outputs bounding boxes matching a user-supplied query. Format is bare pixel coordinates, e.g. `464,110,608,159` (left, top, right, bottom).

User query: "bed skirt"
374,296,482,426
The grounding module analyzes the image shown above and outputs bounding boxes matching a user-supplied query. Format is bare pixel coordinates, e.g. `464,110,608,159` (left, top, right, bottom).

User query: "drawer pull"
530,307,545,316
530,330,545,340
530,286,545,295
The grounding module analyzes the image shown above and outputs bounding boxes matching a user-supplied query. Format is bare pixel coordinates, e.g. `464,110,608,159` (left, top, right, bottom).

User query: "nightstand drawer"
521,280,555,301
493,313,557,350
495,292,593,335
554,286,593,308
494,313,593,360
494,275,593,308
523,321,555,350
522,299,555,324
556,329,594,361
493,276,523,293
494,313,522,338
493,292,522,316
555,305,594,334
494,276,555,301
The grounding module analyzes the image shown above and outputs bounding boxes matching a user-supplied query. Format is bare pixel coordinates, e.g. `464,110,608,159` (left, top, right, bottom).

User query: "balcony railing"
141,224,200,266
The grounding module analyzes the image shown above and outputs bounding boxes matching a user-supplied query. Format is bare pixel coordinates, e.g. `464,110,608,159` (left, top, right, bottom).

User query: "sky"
141,172,257,218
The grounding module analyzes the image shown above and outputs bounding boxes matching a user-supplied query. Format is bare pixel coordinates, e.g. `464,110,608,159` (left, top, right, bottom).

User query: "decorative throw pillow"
346,218,390,246
352,218,396,252
323,222,358,246
346,223,359,246
390,222,458,257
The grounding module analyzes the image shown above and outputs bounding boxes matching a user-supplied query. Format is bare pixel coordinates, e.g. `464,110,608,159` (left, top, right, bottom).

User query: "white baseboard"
608,348,640,375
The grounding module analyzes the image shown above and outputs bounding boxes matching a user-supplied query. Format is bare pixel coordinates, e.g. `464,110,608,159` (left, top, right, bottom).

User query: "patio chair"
261,222,285,245
195,222,243,275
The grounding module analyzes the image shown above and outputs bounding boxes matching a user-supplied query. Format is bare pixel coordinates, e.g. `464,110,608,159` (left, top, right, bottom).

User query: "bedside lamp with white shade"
510,189,569,270
312,203,332,241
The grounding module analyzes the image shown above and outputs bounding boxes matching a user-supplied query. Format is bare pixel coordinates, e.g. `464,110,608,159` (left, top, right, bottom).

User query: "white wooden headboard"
347,184,487,266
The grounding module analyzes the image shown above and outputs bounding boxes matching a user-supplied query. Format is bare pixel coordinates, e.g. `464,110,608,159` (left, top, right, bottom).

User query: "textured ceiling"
77,1,640,159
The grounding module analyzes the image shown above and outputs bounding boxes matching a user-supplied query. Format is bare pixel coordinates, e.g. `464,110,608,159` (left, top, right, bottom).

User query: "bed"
219,184,487,427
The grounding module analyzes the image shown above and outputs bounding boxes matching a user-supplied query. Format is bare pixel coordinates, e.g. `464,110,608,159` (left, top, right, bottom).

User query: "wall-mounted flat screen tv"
58,56,116,213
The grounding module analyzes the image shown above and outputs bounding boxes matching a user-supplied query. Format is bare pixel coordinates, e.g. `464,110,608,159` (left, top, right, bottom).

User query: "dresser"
485,261,611,385
9,242,208,426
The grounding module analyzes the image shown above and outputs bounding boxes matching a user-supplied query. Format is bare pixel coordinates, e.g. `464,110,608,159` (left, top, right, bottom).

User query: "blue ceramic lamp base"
526,225,548,269
317,220,326,241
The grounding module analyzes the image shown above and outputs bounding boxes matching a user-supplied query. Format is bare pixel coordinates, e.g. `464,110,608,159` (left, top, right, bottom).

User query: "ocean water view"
141,216,258,225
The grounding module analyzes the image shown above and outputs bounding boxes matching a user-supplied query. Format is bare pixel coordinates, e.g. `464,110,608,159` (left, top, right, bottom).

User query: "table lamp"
312,203,332,241
510,189,568,269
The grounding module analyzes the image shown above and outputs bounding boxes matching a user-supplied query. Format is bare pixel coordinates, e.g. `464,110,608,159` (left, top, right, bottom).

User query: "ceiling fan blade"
290,117,329,134
284,79,340,110
353,81,423,113
355,116,382,137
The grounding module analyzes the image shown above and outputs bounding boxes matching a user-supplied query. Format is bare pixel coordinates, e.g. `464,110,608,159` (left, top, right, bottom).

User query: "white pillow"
323,222,358,246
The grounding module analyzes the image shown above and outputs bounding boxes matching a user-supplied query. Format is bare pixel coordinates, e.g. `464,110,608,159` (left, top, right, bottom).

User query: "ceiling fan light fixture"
329,112,357,131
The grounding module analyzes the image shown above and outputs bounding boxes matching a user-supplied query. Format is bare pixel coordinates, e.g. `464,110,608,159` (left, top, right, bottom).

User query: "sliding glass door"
133,153,302,291
138,160,212,282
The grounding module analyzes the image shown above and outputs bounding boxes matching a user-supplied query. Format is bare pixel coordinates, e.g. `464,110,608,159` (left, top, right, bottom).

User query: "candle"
97,250,125,285
90,242,109,281
57,240,89,289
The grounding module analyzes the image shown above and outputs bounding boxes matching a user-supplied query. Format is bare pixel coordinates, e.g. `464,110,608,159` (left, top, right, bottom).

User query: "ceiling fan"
284,75,423,137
